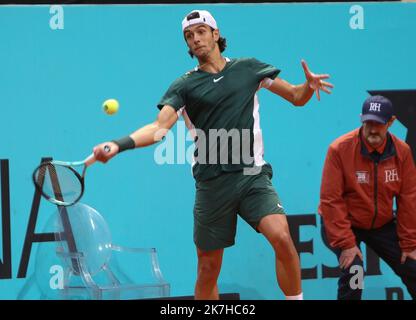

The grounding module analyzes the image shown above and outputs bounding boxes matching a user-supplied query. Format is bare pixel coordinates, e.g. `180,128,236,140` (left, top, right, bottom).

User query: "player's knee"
197,259,221,281
269,231,295,252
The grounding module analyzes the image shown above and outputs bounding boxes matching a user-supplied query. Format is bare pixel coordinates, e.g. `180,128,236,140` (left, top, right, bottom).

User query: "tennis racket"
33,145,111,206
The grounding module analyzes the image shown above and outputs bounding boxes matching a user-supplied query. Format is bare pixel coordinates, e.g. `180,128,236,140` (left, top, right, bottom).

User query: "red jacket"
319,128,416,251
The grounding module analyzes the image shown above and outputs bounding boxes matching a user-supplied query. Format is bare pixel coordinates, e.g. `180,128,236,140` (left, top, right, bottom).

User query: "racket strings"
34,163,83,205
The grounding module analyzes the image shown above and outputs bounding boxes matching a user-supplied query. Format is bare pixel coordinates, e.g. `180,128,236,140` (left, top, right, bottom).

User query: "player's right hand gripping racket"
33,145,111,206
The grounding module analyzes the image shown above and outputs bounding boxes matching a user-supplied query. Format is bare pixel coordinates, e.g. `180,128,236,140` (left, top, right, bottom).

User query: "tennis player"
93,10,333,300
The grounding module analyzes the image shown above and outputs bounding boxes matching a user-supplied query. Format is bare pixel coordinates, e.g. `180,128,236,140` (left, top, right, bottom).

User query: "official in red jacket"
319,95,416,300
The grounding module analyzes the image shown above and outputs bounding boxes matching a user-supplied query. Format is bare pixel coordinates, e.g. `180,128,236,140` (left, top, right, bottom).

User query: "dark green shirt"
157,57,280,181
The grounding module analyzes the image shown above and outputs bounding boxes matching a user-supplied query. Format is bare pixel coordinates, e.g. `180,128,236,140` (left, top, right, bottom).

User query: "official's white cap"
182,10,218,32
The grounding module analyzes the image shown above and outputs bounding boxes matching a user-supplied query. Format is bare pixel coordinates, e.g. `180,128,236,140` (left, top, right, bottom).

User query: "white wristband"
261,77,274,89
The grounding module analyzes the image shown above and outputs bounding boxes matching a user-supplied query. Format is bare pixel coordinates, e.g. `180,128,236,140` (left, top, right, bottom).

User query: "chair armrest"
110,244,168,284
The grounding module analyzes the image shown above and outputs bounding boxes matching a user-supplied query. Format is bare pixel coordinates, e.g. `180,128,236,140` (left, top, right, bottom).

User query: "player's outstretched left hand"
301,59,334,101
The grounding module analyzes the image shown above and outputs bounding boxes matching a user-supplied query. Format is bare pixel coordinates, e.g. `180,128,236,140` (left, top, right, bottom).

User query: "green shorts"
193,164,285,251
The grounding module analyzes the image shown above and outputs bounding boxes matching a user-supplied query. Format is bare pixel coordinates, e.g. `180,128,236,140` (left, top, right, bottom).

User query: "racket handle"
85,153,97,167
85,145,111,166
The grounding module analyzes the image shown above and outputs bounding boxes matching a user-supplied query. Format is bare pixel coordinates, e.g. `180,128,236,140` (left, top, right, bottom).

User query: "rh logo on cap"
369,102,381,112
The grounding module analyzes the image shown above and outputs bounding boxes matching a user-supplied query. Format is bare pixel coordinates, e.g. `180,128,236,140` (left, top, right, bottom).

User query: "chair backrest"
32,203,113,299
54,203,113,276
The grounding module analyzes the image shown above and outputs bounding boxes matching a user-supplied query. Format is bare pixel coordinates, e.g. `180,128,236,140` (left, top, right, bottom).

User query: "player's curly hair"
187,28,227,58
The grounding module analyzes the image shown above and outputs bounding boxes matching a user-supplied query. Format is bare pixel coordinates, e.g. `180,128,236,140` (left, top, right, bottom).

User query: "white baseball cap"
182,10,218,32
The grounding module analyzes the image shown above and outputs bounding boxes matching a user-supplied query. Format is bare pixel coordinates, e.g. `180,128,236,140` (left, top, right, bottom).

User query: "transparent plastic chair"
18,203,170,300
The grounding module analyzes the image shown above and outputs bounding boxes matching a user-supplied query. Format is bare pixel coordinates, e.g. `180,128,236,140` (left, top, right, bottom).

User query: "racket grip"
84,145,111,167
86,145,111,166
85,154,97,166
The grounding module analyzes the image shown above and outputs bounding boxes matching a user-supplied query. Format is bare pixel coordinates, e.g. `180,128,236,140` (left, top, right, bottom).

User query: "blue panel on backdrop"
0,2,415,299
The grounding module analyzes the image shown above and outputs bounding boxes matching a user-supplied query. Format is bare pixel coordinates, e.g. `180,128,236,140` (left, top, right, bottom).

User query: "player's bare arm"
93,105,179,162
266,60,333,106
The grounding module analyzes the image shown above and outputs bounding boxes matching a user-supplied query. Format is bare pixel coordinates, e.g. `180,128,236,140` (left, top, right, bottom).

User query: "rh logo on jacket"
385,168,399,183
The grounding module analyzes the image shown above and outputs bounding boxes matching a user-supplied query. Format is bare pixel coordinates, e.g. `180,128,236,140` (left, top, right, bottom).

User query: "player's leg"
238,164,302,298
195,248,224,299
363,220,416,299
257,214,302,297
193,173,239,300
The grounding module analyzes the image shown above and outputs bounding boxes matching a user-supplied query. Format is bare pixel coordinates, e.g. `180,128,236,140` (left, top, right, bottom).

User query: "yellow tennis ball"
103,99,119,115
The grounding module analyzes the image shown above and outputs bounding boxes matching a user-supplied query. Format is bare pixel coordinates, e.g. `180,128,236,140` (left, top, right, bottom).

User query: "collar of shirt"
361,130,387,155
194,57,231,72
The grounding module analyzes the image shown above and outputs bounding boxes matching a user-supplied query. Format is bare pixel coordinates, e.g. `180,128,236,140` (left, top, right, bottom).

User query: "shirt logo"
356,171,369,184
213,76,224,83
385,168,399,183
